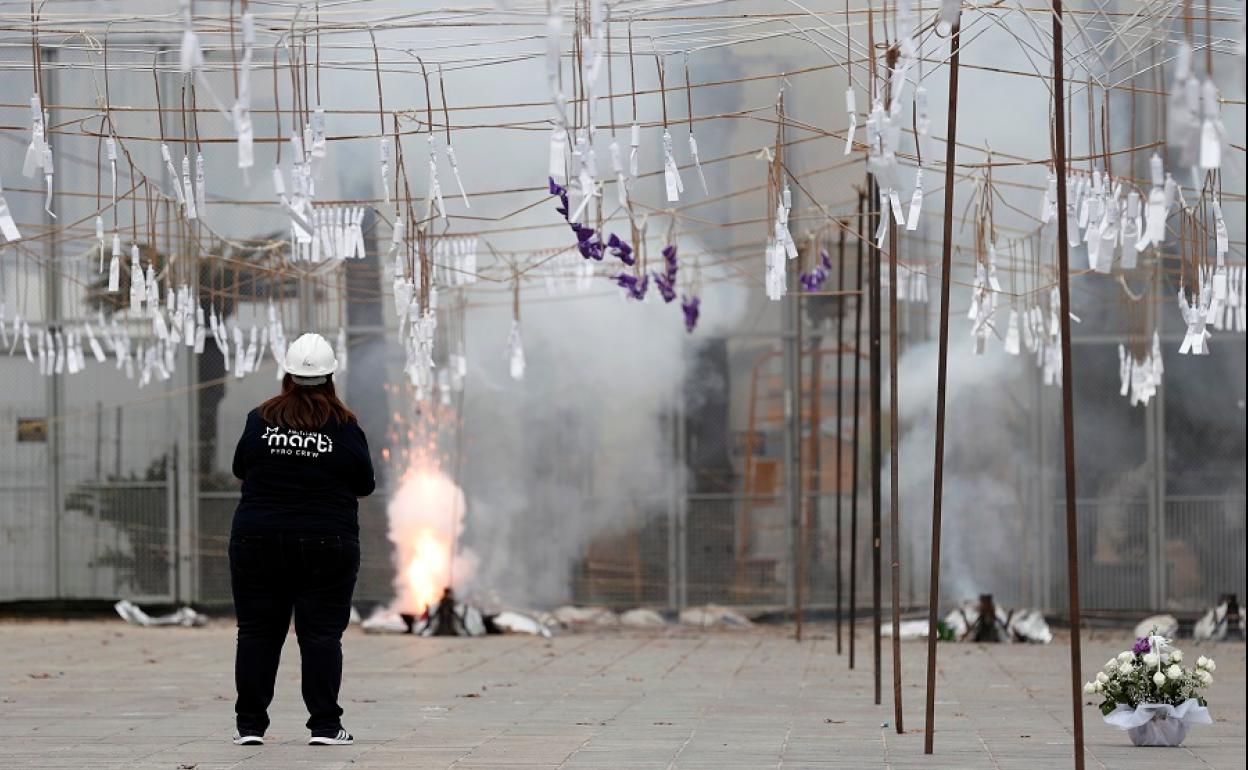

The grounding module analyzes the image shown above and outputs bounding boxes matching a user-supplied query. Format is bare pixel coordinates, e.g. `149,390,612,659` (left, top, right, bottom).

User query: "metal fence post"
177,345,199,603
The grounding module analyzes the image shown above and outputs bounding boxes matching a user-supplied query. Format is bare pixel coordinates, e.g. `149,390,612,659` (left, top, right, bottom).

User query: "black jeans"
229,532,360,736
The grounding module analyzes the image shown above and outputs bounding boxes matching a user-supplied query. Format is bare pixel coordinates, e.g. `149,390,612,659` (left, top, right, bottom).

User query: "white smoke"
454,271,747,607
889,337,1033,605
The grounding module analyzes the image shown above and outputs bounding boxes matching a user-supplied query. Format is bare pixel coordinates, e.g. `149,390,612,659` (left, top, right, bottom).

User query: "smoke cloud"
452,272,746,608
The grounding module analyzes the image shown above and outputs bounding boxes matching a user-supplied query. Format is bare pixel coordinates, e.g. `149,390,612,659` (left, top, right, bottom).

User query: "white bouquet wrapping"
1103,699,1212,746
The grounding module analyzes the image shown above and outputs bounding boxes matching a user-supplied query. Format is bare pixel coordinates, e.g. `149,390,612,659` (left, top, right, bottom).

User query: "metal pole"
888,212,903,734
1051,4,1086,767
835,225,846,656
43,46,62,600
869,175,882,707
95,402,103,480
924,18,962,755
808,326,824,632
849,190,865,670
114,405,123,478
790,254,805,642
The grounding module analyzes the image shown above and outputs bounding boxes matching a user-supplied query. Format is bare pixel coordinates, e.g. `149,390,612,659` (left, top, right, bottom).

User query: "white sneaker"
308,729,354,746
232,731,264,745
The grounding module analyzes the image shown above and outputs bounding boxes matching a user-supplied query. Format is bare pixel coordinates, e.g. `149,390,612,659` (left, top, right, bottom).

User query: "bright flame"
403,529,449,613
386,466,477,614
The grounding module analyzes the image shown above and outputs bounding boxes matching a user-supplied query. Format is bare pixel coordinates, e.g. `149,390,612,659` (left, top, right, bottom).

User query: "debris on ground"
551,606,619,628
880,619,931,639
942,599,1051,643
1193,597,1246,641
113,600,207,628
360,610,409,634
361,597,552,637
678,604,752,629
619,608,667,629
490,610,554,637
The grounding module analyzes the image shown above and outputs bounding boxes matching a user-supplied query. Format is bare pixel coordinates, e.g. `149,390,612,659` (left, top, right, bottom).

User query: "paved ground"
0,620,1242,769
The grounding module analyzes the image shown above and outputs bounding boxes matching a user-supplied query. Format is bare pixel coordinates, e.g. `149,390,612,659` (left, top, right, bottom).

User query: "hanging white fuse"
106,136,118,203
179,0,204,74
108,234,121,292
1213,198,1229,263
129,244,144,311
445,145,470,208
843,87,857,156
937,0,961,35
1199,79,1223,171
549,126,567,181
95,216,105,270
0,175,21,242
310,107,327,177
195,151,206,214
906,170,923,231
662,129,683,202
161,143,185,205
379,137,391,205
688,133,708,195
426,135,446,221
610,137,628,208
41,143,55,218
233,11,256,179
22,94,45,179
85,323,106,363
181,155,198,219
629,123,641,177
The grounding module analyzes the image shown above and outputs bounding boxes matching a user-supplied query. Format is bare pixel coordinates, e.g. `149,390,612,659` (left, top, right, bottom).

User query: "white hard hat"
283,333,338,382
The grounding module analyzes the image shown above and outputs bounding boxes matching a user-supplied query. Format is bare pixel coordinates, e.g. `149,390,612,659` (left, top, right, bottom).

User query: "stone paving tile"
0,620,1243,769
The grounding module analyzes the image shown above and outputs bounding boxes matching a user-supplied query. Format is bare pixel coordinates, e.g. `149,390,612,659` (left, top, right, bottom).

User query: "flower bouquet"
1085,631,1215,747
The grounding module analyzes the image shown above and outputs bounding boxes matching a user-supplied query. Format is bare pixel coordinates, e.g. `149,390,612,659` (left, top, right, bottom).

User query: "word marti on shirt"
262,425,335,457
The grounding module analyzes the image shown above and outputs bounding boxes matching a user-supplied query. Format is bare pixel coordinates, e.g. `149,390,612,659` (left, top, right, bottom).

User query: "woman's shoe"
232,731,264,745
308,729,354,745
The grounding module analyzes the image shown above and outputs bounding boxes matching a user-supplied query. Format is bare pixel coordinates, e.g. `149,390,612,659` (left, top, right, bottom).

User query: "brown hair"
258,374,357,431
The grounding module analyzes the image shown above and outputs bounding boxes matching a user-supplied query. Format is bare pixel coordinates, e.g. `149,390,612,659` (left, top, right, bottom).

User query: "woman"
228,333,375,746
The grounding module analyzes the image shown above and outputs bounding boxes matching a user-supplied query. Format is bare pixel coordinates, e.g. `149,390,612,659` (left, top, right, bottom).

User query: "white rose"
1094,681,1104,693
1198,671,1212,686
1118,662,1134,675
1104,659,1118,672
1143,652,1160,667
1204,659,1216,672
1165,664,1182,680
1095,672,1109,684
1118,651,1134,664
1084,682,1097,694
1196,655,1209,668
1170,650,1183,663
1152,671,1166,687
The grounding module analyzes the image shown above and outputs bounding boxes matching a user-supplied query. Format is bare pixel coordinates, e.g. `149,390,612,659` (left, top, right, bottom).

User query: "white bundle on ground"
491,610,554,637
551,605,618,628
619,608,667,629
1193,601,1246,641
678,604,752,629
113,599,207,628
1134,614,1179,640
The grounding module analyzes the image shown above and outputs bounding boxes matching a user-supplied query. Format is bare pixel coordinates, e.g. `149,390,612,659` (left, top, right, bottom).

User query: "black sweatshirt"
230,408,376,537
